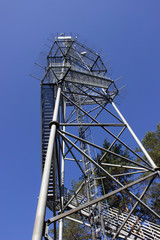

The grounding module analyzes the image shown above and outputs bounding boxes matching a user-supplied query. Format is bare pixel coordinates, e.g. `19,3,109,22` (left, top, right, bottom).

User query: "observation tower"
32,35,160,240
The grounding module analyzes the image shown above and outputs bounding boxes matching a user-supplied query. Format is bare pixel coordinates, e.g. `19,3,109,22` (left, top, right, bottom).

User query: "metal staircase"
63,187,160,240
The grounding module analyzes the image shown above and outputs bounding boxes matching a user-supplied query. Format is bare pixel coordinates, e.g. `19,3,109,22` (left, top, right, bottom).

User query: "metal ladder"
72,84,106,239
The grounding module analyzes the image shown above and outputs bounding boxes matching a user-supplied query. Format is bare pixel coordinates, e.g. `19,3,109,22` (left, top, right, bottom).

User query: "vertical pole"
32,87,61,240
112,102,157,169
53,145,57,240
59,99,66,240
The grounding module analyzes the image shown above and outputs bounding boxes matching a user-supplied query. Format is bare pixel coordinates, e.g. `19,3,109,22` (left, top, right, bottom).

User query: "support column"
32,87,61,240
59,99,66,240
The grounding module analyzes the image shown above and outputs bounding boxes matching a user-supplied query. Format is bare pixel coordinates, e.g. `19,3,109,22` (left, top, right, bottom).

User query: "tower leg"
112,102,157,169
32,87,61,240
59,99,66,240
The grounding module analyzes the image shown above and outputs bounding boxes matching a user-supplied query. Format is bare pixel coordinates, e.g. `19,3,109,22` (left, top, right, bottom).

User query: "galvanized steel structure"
32,35,160,240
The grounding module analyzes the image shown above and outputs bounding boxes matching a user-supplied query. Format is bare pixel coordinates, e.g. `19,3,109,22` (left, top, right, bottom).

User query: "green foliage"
136,122,160,222
141,122,160,167
63,179,91,239
150,182,160,215
62,215,91,240
50,216,91,240
71,178,83,192
96,139,133,212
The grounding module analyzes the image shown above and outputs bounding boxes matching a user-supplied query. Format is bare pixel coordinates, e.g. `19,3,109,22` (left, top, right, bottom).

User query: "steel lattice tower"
32,35,160,240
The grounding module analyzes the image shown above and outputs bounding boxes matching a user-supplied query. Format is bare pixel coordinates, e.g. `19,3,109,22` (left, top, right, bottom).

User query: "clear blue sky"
0,1,160,239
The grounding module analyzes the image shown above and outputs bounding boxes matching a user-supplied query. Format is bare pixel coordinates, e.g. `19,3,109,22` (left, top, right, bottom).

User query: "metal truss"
32,35,160,240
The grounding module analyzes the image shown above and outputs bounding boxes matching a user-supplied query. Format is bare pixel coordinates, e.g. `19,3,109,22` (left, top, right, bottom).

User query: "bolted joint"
154,167,160,171
49,120,60,129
